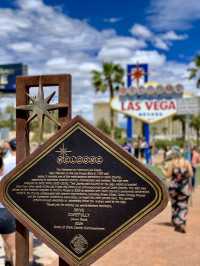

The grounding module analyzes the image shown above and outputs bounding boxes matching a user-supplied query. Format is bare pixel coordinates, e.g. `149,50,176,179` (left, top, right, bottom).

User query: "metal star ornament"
16,77,67,145
56,143,72,157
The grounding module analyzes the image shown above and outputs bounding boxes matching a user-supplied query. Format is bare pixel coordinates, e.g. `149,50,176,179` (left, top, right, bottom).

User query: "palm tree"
96,118,111,135
161,126,168,136
91,62,124,138
5,105,16,131
190,116,200,145
151,126,158,138
188,54,200,88
172,115,187,140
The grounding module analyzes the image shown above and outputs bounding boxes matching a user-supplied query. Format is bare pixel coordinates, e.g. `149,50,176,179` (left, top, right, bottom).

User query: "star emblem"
129,63,147,87
55,143,72,158
132,67,144,81
16,77,68,144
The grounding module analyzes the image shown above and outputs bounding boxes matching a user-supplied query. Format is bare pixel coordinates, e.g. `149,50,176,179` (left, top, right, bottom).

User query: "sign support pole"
143,123,151,164
127,116,133,140
16,74,71,266
126,64,148,142
126,65,133,141
59,257,70,266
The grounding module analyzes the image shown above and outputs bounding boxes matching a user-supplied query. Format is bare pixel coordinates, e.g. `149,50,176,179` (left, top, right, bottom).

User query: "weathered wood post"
16,74,71,266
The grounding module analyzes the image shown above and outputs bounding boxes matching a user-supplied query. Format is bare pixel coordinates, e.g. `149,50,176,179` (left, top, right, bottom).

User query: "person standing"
3,139,16,176
122,140,133,154
162,146,193,233
183,144,192,162
0,154,16,266
191,146,200,190
133,140,140,159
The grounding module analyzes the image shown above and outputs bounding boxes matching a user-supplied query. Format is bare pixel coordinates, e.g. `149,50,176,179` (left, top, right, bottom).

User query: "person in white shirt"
0,151,16,266
3,139,16,176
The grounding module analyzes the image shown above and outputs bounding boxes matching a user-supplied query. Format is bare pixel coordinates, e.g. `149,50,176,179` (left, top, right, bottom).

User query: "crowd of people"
122,137,152,164
0,137,198,266
0,139,16,266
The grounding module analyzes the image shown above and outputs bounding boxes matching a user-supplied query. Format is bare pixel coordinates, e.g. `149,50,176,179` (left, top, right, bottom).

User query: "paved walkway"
0,187,199,266
93,187,200,266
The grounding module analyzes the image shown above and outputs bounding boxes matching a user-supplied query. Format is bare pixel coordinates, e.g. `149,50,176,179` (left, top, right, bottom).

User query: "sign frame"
1,116,168,265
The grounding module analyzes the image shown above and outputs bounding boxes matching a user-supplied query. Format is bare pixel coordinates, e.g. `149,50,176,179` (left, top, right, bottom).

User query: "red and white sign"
111,97,177,124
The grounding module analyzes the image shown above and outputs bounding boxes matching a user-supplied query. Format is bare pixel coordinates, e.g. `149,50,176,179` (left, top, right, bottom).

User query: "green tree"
96,118,111,135
151,126,158,139
172,115,187,140
188,54,200,88
190,116,200,145
91,62,124,138
114,127,123,141
162,126,168,136
0,105,16,131
5,105,16,130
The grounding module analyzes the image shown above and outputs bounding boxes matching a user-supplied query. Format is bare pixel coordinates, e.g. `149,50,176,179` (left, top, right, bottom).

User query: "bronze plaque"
1,116,168,265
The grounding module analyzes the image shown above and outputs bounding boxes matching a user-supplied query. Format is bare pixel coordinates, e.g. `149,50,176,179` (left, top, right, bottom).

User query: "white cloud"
46,57,68,68
130,50,166,67
16,0,44,10
103,37,146,49
148,0,200,30
0,48,13,63
98,36,146,61
161,31,188,41
130,23,187,51
78,62,101,73
0,0,116,68
97,49,167,77
130,24,153,39
104,17,122,23
150,61,197,91
99,47,133,61
9,42,34,53
154,37,169,50
0,0,196,122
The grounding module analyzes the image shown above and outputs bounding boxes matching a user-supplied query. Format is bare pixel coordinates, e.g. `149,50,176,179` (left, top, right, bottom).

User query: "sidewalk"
0,187,199,266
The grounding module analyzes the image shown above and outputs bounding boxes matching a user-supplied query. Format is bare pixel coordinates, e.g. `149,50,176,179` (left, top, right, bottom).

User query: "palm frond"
172,115,186,122
195,55,200,68
188,68,197,80
103,62,113,79
91,62,124,95
190,116,200,130
197,79,200,88
91,70,103,92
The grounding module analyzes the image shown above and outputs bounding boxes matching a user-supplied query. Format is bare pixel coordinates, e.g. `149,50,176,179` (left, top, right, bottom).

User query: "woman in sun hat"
162,145,193,233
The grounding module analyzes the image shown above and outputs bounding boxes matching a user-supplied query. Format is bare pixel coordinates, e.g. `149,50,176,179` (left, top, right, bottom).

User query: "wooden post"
15,222,29,266
16,74,71,266
16,77,30,266
59,257,70,266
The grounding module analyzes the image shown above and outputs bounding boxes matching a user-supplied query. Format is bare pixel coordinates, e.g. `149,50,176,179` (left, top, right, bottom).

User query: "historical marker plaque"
1,116,168,265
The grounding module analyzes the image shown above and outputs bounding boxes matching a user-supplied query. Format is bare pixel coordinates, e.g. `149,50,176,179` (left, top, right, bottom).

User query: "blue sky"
45,0,200,62
0,0,200,120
